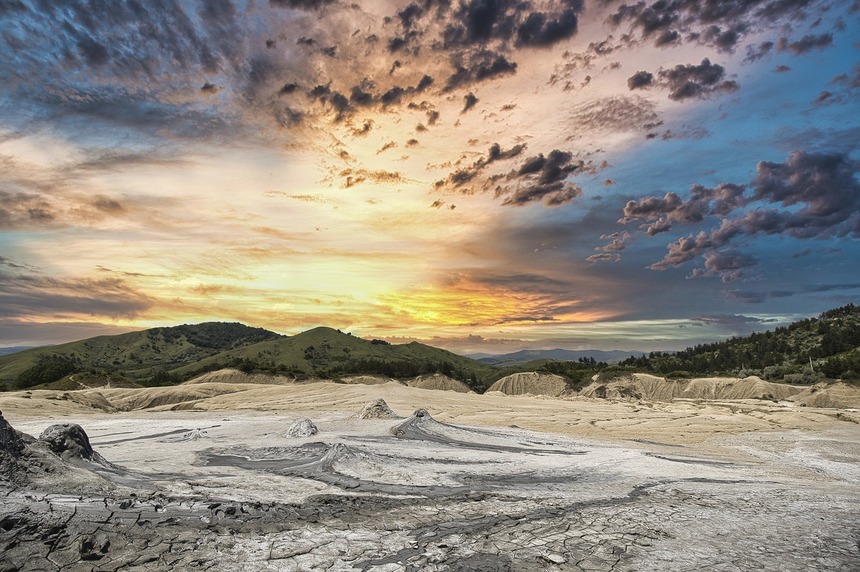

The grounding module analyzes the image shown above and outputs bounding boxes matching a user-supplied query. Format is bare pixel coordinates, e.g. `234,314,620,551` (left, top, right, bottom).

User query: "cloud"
434,143,584,206
621,150,860,277
701,283,854,309
586,253,620,263
444,51,517,91
691,313,775,330
744,41,774,63
0,256,38,272
462,92,479,113
441,0,585,49
435,142,527,190
338,168,410,188
200,82,221,95
721,289,795,304
0,268,154,320
515,8,581,47
269,0,336,10
694,23,747,52
627,71,654,90
607,0,822,51
500,150,584,207
688,250,759,282
621,183,746,228
655,58,740,101
568,96,659,133
777,33,833,55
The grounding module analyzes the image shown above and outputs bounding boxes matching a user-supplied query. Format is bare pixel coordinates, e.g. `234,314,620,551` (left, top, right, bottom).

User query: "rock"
0,411,24,457
39,423,97,462
357,398,399,419
286,418,318,437
542,552,567,564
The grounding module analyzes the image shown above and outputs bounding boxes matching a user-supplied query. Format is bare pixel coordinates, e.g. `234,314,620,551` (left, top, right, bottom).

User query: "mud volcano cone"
285,418,318,437
357,398,399,419
390,409,446,439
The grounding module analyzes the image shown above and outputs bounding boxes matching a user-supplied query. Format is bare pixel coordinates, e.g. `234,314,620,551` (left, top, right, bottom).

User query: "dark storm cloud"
440,0,584,49
777,33,833,55
515,7,580,47
200,82,221,95
655,58,740,101
607,0,819,51
434,142,593,207
500,150,585,207
443,51,517,91
461,92,479,113
621,183,746,229
435,142,527,191
278,82,301,96
627,70,654,90
269,0,336,10
694,24,747,52
621,150,860,278
749,151,860,234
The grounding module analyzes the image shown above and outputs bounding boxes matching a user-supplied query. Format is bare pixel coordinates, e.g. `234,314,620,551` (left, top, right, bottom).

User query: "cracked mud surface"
1,385,859,571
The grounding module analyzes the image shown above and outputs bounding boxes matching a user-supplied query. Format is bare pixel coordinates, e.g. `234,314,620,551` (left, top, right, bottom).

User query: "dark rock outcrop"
0,410,24,457
39,423,98,462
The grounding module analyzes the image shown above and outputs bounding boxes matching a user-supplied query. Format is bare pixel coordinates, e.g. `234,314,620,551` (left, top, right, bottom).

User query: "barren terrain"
1,379,859,571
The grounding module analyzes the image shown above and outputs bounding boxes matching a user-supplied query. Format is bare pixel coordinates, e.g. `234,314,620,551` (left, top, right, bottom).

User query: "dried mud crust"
1,480,857,572
2,408,859,571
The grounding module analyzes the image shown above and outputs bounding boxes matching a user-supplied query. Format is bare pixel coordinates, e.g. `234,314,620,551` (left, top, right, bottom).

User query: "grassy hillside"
619,304,860,382
0,323,281,389
0,324,498,392
170,327,498,390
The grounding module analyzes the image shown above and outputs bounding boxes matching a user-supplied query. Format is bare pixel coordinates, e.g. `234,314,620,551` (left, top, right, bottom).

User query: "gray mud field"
2,402,859,571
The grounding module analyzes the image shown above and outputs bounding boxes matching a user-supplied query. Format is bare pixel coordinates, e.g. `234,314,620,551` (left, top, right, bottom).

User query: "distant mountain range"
469,349,638,366
0,347,33,357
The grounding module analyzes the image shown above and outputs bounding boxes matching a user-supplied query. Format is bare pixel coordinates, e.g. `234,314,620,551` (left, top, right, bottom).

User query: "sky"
0,0,859,355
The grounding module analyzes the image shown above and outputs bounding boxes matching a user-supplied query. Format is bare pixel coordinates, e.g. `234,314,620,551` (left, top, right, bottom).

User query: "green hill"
170,326,497,389
0,323,281,389
619,303,860,382
0,324,497,392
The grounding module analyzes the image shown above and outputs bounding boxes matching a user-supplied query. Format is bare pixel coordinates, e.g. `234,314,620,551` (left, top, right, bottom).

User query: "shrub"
666,370,693,379
16,357,80,389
